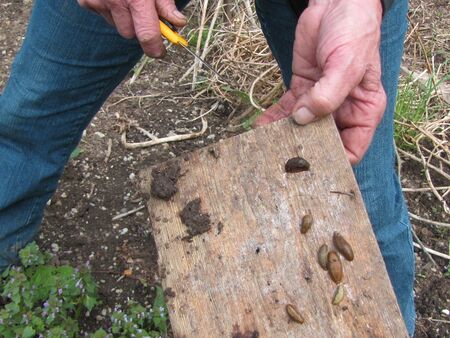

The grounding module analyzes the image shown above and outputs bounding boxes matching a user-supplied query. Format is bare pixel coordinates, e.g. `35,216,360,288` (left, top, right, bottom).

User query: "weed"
242,109,262,130
0,242,98,337
188,27,211,49
394,74,440,151
0,243,169,338
69,147,84,160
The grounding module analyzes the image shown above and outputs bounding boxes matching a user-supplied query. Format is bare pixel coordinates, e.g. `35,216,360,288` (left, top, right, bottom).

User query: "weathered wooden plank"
140,116,408,338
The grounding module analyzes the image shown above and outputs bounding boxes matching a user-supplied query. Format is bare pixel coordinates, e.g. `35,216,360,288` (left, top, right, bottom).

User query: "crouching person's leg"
0,0,144,271
354,0,415,335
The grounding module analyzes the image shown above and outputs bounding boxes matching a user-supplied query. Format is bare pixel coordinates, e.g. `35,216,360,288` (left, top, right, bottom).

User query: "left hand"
255,0,386,164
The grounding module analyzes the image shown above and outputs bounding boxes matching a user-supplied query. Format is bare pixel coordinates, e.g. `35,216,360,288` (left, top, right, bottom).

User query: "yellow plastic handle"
159,20,188,47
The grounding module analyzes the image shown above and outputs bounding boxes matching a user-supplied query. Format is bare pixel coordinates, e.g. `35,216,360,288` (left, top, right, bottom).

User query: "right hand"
78,0,187,57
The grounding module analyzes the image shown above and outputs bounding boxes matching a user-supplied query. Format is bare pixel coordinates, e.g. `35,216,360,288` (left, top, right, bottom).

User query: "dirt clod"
179,198,211,238
150,161,181,200
285,156,310,173
217,221,224,235
208,147,220,159
164,287,176,298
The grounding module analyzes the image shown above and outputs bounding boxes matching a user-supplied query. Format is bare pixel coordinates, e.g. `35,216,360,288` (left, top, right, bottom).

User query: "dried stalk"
409,212,450,228
121,117,208,149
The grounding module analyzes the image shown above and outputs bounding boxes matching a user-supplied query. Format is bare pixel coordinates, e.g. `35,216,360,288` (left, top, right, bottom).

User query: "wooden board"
140,116,408,338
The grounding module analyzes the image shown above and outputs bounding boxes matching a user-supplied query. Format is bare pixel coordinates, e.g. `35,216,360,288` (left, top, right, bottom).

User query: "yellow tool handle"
159,20,188,47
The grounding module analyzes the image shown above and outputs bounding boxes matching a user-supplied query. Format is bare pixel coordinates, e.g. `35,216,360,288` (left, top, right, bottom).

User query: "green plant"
1,243,170,338
0,242,98,337
188,27,211,49
394,74,437,150
106,287,168,337
242,109,262,130
69,147,84,160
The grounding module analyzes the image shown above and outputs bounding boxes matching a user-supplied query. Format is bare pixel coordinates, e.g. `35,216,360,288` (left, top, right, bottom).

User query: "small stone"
442,309,450,316
129,173,136,180
119,228,129,235
207,134,216,140
94,131,105,138
115,289,123,294
101,309,107,316
96,315,103,321
51,243,59,253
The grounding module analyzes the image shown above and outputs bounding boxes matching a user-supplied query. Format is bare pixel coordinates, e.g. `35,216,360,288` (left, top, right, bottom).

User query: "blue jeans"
0,0,414,335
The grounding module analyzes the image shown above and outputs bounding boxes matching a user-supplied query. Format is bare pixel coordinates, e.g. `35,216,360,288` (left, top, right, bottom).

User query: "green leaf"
5,302,20,315
83,295,98,312
152,286,168,333
91,328,108,338
70,147,84,160
19,242,46,267
31,316,45,332
22,326,35,338
153,285,166,310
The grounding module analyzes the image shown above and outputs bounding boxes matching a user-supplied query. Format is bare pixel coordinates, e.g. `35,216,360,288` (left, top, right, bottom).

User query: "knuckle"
137,30,159,43
108,0,123,10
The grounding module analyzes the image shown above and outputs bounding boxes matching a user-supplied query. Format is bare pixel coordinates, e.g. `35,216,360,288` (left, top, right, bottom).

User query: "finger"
254,90,296,127
108,1,135,39
292,49,366,125
128,0,166,58
156,0,187,27
100,11,115,26
340,125,375,164
78,0,108,13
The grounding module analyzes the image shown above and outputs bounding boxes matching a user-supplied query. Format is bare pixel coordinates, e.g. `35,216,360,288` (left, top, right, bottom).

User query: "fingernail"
293,107,316,125
173,10,186,21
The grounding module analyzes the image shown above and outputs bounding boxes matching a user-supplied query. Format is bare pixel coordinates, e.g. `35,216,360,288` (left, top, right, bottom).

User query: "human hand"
255,0,386,164
78,0,186,57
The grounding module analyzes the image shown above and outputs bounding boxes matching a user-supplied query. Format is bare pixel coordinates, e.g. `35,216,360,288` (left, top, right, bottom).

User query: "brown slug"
285,157,310,173
327,251,343,283
333,232,354,261
286,304,305,324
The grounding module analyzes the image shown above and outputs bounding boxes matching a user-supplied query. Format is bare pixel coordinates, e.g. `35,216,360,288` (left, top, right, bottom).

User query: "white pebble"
51,243,59,253
94,131,105,138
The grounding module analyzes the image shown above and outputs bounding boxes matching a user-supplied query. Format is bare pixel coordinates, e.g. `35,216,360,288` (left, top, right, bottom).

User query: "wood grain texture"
140,116,408,338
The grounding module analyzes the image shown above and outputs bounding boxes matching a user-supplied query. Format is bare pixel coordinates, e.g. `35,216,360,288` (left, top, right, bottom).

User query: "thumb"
254,90,296,127
292,55,364,125
156,0,187,27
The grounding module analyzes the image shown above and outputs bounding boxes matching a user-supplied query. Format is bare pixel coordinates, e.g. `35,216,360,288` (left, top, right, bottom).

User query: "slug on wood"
333,232,354,261
285,157,310,173
318,244,328,270
286,304,305,324
327,251,343,283
300,214,313,234
332,284,345,305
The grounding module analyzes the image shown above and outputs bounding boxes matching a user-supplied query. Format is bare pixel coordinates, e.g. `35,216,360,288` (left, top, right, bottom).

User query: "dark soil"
150,161,181,200
1,1,449,337
179,198,211,238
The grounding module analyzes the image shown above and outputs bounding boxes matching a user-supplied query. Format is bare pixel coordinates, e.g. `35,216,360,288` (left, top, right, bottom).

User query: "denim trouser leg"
0,0,145,267
256,0,415,335
0,0,191,270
